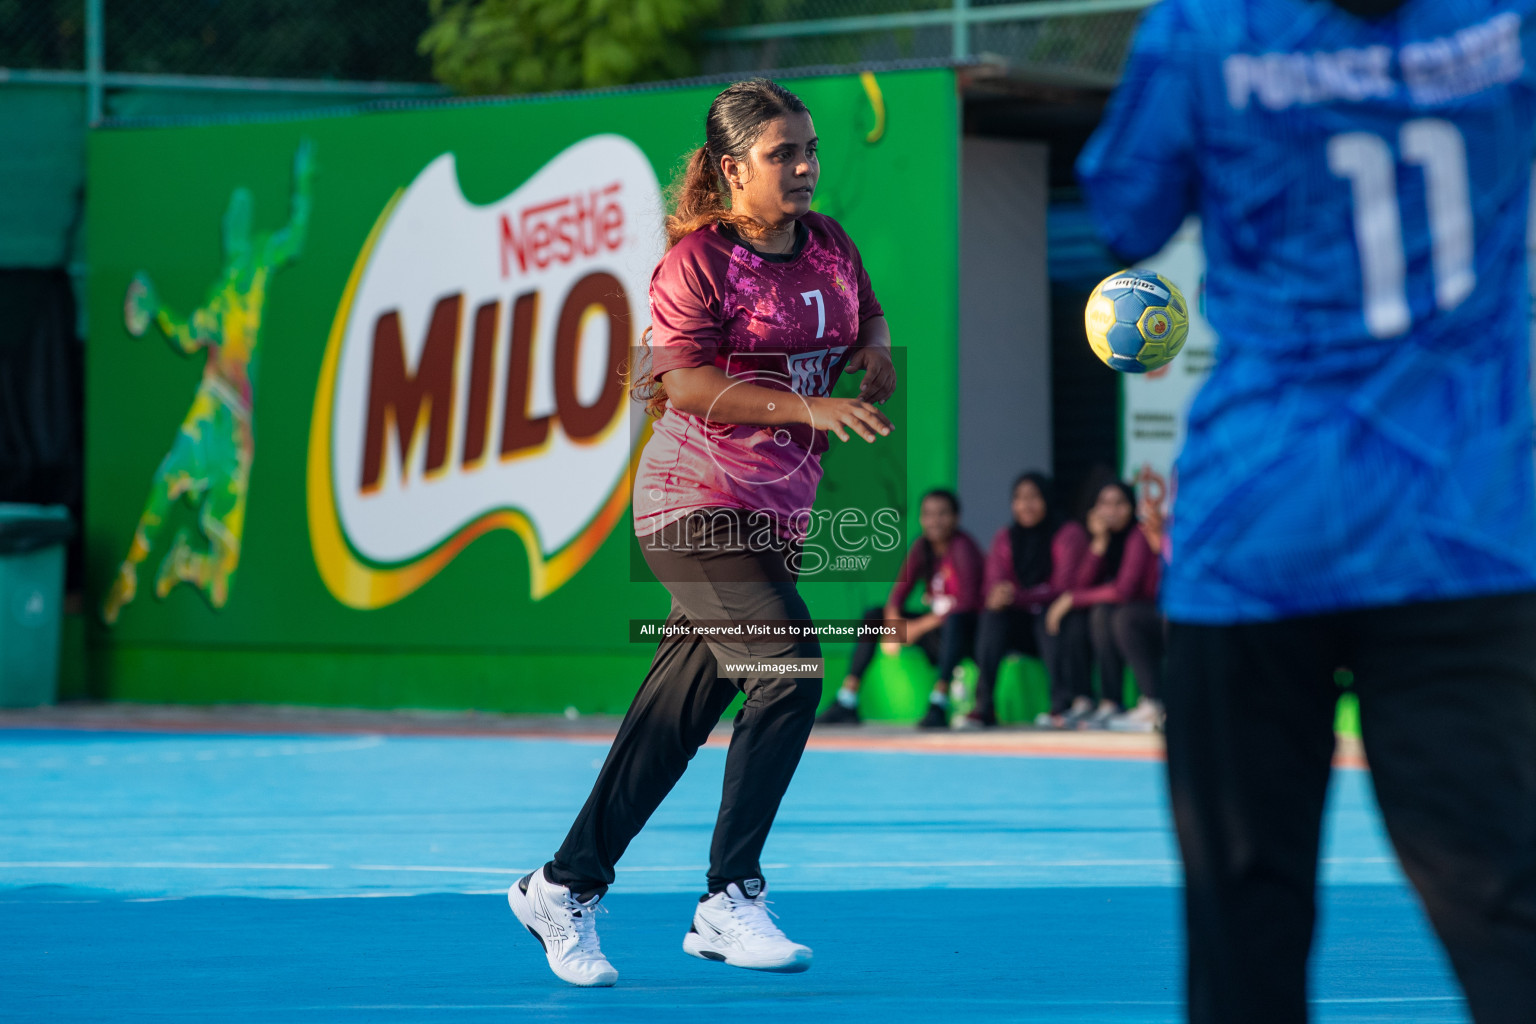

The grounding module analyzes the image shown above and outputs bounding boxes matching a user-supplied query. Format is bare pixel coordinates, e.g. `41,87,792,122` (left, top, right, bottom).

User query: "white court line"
313,996,1461,1011
0,856,1394,874
1313,997,1461,1004
352,865,526,874
0,861,333,870
0,736,385,770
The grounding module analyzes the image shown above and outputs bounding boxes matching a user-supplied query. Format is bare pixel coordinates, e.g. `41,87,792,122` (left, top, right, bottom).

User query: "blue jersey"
1079,0,1536,623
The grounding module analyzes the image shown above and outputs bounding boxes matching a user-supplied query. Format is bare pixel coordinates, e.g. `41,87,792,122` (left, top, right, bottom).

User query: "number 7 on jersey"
801,289,825,339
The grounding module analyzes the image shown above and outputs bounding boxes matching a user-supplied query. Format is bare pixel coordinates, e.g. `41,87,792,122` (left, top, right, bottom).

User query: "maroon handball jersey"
633,212,884,539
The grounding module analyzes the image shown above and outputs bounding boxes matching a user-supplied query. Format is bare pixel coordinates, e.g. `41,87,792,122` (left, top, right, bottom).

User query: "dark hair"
666,78,810,249
1331,0,1409,17
921,488,961,516
631,79,811,418
1090,478,1138,584
915,488,962,586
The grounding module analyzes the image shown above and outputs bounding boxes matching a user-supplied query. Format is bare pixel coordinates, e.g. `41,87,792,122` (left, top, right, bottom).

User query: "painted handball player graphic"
103,140,314,625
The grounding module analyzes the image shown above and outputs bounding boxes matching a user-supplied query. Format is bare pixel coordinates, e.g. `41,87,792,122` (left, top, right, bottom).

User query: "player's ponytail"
631,79,811,418
666,145,727,248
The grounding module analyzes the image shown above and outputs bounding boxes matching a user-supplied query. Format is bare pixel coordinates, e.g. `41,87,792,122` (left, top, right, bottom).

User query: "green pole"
85,0,104,125
952,0,969,60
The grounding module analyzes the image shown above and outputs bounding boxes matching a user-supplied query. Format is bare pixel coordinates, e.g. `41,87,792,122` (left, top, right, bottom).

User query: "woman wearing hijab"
958,473,1088,729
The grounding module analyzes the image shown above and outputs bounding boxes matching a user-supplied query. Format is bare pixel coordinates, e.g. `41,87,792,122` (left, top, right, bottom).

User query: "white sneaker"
508,869,618,987
1078,701,1121,730
682,880,812,973
1055,697,1095,729
1106,698,1164,733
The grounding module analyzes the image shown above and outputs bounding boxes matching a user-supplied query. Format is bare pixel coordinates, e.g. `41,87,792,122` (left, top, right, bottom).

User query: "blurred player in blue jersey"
1079,1,1536,1021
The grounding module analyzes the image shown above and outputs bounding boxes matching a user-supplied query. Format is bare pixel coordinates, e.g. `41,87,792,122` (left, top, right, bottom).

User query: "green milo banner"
84,69,960,711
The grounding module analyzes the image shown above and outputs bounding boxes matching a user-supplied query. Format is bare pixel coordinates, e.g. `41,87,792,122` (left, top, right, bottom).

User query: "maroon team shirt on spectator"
981,522,1090,612
888,532,985,616
1067,526,1161,606
633,213,883,540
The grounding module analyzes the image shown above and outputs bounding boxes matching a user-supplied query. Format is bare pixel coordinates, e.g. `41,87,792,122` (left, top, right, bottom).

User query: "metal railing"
2,0,1156,128
703,0,1154,85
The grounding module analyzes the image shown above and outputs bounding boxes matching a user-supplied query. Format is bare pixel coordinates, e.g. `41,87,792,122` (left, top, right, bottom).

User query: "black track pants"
972,606,1050,720
846,605,979,685
1089,600,1164,703
1165,592,1536,1024
547,508,822,895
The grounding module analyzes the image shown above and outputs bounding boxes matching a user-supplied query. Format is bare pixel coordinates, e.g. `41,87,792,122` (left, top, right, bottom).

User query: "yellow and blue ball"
1084,269,1189,373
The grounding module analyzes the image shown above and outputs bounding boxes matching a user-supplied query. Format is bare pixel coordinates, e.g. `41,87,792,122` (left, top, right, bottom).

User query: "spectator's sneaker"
1055,698,1096,729
816,701,860,725
683,881,812,973
508,870,618,987
1106,699,1164,733
1078,703,1122,730
917,702,950,729
953,711,996,730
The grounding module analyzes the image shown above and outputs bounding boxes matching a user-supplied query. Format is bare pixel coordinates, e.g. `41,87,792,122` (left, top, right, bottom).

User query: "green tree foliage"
420,0,723,96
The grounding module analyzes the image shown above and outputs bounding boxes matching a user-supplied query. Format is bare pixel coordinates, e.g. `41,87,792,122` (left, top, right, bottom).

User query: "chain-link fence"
0,0,86,71
704,0,1150,85
1,0,433,82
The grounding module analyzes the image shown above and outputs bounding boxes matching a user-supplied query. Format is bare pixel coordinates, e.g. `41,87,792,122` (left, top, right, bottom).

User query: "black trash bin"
0,504,73,707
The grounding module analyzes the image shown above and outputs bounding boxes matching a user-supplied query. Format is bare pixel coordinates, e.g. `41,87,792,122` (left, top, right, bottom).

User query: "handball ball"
1084,269,1189,373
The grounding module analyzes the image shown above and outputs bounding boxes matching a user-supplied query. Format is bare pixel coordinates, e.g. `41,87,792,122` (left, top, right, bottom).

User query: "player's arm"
123,272,206,355
846,315,895,404
1075,0,1198,264
153,307,211,355
266,139,315,266
846,252,894,404
662,364,892,442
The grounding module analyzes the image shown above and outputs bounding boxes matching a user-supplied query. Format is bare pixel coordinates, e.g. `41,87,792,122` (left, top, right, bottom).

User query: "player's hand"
1044,593,1073,636
1087,509,1112,551
847,345,896,405
124,273,158,337
905,613,940,642
986,581,1015,611
806,396,892,443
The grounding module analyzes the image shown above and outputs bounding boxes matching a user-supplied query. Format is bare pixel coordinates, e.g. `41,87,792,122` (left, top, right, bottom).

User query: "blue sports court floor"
0,716,1468,1022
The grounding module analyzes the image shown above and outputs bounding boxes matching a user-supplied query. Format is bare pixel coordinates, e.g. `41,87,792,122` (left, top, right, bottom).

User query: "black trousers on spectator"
1089,601,1164,704
548,509,822,896
1165,592,1536,1024
847,605,978,686
973,606,1053,720
1051,608,1098,712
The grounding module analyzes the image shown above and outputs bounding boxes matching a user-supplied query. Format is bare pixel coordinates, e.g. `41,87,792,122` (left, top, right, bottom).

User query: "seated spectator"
956,472,1088,729
1043,479,1163,730
818,489,982,729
